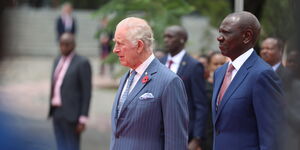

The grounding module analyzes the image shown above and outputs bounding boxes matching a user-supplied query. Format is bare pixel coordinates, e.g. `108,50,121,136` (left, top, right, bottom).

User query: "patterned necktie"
168,60,174,69
217,64,235,105
117,70,137,117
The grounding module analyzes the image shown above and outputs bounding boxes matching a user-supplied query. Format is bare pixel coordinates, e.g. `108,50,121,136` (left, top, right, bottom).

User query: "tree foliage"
186,0,231,27
93,0,194,49
260,0,295,42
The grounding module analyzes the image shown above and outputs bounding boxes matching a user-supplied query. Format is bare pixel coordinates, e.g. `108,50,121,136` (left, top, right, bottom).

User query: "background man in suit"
48,33,92,150
160,25,208,150
260,37,285,77
212,11,283,150
110,17,188,150
56,3,76,40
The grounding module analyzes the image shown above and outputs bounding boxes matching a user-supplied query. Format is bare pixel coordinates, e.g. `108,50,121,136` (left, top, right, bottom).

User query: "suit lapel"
50,56,61,97
112,71,129,130
62,54,76,83
214,52,258,124
214,66,249,122
51,56,61,82
276,63,284,75
177,53,188,76
212,63,228,121
118,59,159,119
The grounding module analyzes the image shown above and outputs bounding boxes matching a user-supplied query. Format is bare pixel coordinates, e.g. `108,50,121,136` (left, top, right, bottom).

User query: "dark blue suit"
110,58,189,150
212,51,283,150
56,16,76,40
160,53,208,139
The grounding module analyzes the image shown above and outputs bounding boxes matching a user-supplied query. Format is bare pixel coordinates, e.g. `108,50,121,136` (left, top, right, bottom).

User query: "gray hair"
117,17,154,51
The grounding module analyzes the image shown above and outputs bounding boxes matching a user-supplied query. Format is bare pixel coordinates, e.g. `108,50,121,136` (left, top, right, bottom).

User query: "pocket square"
139,93,154,100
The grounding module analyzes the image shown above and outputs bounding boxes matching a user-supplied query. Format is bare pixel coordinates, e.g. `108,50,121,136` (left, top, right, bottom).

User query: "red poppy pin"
142,72,150,84
142,75,149,84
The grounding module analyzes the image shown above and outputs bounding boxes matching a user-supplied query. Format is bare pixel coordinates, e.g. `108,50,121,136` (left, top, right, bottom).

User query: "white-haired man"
110,17,189,150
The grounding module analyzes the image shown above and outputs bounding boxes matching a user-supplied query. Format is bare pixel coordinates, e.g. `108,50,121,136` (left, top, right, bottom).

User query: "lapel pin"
142,75,149,84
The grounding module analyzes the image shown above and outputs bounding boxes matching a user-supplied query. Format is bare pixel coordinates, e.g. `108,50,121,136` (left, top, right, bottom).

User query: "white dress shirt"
229,48,254,81
272,62,281,71
166,50,186,73
62,14,73,31
120,54,155,97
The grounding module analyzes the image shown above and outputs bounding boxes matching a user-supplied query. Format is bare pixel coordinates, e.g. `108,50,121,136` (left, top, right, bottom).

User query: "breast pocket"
138,97,160,104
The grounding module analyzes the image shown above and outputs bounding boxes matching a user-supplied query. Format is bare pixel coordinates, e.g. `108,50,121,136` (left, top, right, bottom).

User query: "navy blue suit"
160,53,208,139
110,59,189,150
212,51,283,150
56,16,76,40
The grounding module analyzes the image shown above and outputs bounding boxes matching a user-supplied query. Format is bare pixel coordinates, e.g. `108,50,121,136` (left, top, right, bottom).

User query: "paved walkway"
0,56,121,150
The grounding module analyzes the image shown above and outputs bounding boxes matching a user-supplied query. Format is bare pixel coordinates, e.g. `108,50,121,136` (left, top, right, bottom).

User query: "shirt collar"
272,62,281,71
230,48,254,71
167,50,186,65
134,54,155,76
62,51,75,60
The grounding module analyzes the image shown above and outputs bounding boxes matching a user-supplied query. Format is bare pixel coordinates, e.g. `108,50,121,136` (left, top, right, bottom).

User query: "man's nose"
260,49,267,54
113,47,119,53
217,35,223,42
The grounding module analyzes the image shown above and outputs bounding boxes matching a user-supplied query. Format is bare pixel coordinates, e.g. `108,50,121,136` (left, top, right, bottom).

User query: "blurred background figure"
98,17,114,77
197,54,208,69
56,2,77,40
154,50,165,59
260,37,292,89
203,51,227,150
160,25,208,150
197,54,209,80
286,50,300,77
260,37,285,78
48,33,92,150
206,52,228,85
281,48,300,150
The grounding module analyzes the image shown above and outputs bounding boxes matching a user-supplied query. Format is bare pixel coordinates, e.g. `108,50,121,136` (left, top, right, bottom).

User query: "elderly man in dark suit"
212,11,283,150
160,25,208,150
110,17,188,150
48,33,92,150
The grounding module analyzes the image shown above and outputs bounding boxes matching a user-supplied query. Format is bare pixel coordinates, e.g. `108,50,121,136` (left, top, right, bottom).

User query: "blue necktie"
117,70,137,117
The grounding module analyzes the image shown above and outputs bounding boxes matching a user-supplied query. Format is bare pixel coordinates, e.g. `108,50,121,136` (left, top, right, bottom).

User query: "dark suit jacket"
276,63,285,79
56,16,76,39
110,59,188,150
212,51,283,150
160,53,208,139
48,54,92,123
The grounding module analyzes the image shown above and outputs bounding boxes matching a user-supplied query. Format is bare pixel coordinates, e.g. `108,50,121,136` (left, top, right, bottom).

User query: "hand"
76,123,85,134
188,138,202,150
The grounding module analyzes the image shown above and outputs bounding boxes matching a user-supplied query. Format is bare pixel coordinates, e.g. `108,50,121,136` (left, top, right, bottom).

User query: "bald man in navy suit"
212,11,283,150
160,25,208,150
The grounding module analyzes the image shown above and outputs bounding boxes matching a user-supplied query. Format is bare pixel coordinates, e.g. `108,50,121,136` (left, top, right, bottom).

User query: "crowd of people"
108,12,300,150
53,4,300,150
1,2,300,150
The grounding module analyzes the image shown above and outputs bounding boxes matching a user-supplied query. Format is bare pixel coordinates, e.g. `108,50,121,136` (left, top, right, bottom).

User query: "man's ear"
243,29,253,44
137,40,144,53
